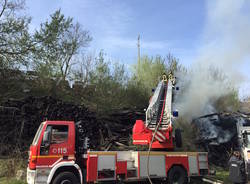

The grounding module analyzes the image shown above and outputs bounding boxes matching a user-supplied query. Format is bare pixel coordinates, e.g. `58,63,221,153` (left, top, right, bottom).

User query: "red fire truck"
27,75,209,184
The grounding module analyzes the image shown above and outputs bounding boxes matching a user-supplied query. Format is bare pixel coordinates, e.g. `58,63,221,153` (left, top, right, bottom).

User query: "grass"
210,166,232,184
0,158,27,184
0,178,26,184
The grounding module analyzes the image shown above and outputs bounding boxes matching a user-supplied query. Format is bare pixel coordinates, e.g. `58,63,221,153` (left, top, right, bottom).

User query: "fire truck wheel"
52,171,79,184
175,128,182,148
168,166,187,184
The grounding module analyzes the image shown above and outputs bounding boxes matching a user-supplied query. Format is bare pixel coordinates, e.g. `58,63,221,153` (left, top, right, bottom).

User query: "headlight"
27,168,36,184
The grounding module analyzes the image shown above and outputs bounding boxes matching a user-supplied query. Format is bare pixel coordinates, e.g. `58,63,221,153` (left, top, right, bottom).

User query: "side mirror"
243,132,247,145
43,130,51,145
175,128,182,148
40,126,52,155
239,138,243,146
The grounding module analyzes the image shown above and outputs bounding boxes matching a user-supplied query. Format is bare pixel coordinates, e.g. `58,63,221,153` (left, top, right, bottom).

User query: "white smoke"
175,0,250,120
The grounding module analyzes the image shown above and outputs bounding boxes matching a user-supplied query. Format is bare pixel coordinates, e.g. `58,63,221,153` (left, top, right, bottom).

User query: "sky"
25,0,250,98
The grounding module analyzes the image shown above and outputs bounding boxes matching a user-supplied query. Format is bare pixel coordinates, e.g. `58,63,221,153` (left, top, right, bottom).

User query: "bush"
0,157,26,180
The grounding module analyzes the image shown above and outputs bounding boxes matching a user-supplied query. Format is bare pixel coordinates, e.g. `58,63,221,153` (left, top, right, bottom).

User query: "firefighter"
229,151,246,184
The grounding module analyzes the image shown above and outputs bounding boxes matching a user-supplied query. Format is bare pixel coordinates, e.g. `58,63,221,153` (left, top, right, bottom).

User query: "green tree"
133,55,165,93
33,10,92,81
0,0,32,70
72,53,94,87
0,0,34,102
87,51,127,112
132,54,182,96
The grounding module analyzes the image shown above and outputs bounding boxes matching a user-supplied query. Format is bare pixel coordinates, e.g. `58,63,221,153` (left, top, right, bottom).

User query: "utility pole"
137,34,140,66
137,34,140,74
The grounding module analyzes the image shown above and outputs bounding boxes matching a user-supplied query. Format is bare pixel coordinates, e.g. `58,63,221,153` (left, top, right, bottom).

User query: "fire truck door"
39,125,70,166
48,125,69,156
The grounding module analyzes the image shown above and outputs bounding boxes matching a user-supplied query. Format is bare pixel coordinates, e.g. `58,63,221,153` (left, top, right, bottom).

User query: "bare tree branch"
0,0,7,18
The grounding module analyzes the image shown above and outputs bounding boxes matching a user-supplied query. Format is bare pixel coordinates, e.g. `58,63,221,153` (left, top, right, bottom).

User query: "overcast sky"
26,0,250,98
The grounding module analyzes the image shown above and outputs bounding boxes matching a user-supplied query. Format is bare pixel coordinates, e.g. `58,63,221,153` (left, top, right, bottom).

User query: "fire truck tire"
175,128,182,148
168,166,187,184
52,171,79,184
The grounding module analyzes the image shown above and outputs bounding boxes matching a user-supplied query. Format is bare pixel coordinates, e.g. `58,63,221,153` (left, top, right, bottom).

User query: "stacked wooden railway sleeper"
0,96,144,156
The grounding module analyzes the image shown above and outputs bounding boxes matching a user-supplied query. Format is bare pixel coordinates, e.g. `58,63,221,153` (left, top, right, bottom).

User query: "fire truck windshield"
32,122,44,145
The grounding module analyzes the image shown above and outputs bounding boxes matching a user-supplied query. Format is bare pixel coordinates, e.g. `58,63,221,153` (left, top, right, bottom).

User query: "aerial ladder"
132,73,180,149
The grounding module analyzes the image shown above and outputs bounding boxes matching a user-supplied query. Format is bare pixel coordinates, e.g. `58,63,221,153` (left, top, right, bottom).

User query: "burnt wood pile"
96,110,145,150
0,96,145,156
194,112,250,166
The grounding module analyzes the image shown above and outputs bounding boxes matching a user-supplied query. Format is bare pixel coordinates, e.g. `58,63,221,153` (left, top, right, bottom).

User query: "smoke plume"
175,0,250,120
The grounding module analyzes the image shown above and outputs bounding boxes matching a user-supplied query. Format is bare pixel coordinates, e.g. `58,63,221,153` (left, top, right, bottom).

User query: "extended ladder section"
132,75,177,149
146,80,173,130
